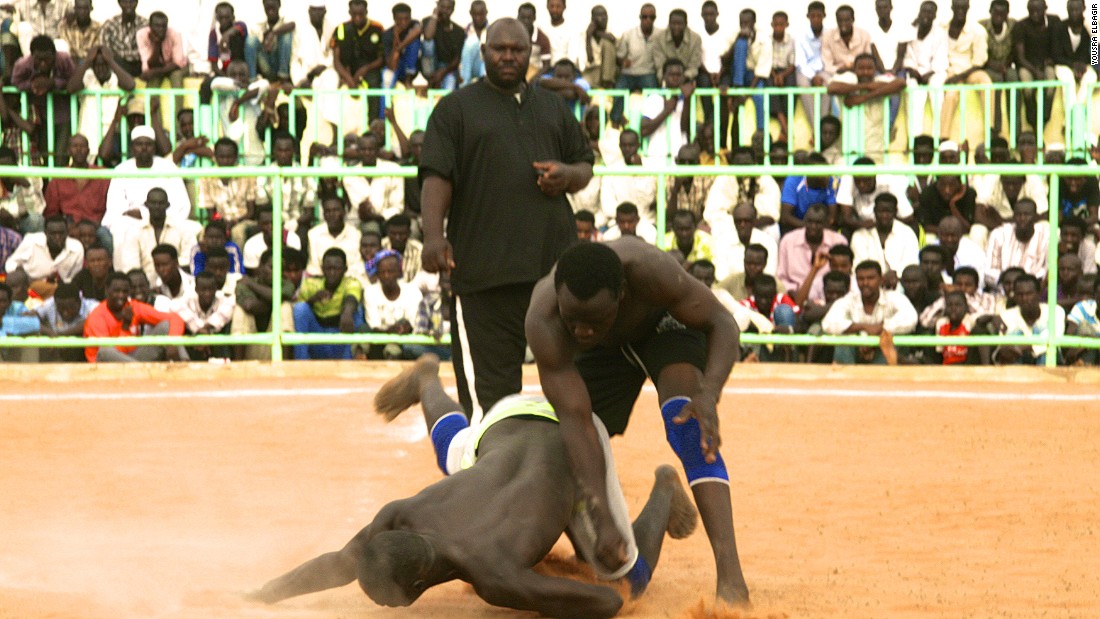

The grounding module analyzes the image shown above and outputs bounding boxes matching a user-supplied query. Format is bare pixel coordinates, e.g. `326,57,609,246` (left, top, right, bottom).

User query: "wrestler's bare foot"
373,354,441,421
241,587,277,604
717,582,752,607
657,464,698,539
631,465,699,593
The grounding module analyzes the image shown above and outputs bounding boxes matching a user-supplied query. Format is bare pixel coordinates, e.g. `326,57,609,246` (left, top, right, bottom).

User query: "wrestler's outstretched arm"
470,567,623,619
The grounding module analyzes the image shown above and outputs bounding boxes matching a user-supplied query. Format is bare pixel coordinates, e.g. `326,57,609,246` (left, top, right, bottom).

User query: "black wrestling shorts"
573,314,707,435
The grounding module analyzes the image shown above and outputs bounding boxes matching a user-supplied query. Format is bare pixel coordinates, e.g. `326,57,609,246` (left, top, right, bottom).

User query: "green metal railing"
1,162,1097,366
5,79,1096,169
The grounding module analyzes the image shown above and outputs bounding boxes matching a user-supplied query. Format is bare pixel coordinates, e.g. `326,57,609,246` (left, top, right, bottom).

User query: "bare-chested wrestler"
526,239,749,603
249,355,697,619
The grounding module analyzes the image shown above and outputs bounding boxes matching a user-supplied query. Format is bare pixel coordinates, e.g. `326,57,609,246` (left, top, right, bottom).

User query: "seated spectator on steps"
919,266,997,330
43,135,113,252
802,270,852,362
210,60,270,165
171,271,236,360
245,0,295,82
536,58,591,115
84,271,187,363
126,268,158,308
740,274,799,362
292,247,363,360
35,281,100,362
835,157,914,234
0,146,47,235
823,259,918,364
602,201,657,244
308,197,363,277
420,0,465,91
381,213,421,283
258,132,317,235
58,0,102,65
406,270,451,361
12,35,76,166
71,220,98,252
900,263,940,322
826,54,905,162
151,243,194,304
136,11,187,107
200,246,241,297
5,215,84,290
71,243,114,302
342,133,405,230
599,130,657,230
382,3,422,90
356,229,384,287
243,208,302,272
779,153,837,233
664,209,713,268
1053,254,1087,314
850,193,920,290
992,274,1064,366
113,188,199,284
198,138,259,248
208,1,248,75
171,108,215,167
717,243,786,302
328,0,384,128
1065,277,1100,365
231,248,296,361
985,198,1049,290
67,47,136,168
0,280,39,335
103,126,191,234
362,250,421,360
932,290,979,365
777,202,847,294
191,222,245,277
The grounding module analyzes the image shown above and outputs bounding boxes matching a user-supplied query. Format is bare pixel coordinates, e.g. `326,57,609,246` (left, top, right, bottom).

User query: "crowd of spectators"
0,0,1097,365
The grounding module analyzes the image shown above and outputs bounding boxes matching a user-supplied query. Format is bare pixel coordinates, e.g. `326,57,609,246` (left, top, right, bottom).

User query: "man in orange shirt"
84,271,187,362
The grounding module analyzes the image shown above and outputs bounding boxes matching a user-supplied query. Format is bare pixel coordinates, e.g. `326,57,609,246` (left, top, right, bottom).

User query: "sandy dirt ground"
1,363,1098,619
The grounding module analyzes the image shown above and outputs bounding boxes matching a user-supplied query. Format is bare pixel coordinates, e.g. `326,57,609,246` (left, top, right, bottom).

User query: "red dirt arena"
1,362,1098,619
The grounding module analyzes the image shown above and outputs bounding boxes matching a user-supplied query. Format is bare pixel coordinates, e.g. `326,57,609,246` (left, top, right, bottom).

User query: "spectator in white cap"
102,124,194,234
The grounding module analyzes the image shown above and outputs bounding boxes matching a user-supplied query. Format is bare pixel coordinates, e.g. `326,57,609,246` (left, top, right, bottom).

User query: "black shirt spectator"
422,14,466,64
333,19,385,81
1011,12,1060,68
918,177,977,234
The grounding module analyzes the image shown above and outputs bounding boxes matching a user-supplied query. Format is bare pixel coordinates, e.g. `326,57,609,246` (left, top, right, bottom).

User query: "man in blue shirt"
0,281,40,361
780,152,837,233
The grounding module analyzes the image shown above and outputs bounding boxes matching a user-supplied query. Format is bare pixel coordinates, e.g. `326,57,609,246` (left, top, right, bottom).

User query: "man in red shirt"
84,271,187,362
43,134,112,251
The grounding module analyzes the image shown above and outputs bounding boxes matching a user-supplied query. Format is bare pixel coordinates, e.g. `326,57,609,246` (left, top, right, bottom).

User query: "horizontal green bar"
680,80,1065,97
738,334,1100,348
0,163,1092,180
593,164,1092,177
0,165,418,179
280,333,451,346
0,334,275,348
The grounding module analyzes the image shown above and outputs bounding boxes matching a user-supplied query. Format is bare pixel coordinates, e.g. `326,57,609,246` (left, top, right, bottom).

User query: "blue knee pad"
661,397,728,485
429,412,468,475
627,555,652,598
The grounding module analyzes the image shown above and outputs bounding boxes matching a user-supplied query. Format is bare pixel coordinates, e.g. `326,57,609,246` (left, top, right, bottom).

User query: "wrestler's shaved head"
358,531,438,606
